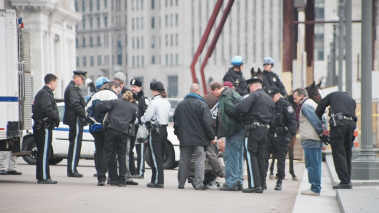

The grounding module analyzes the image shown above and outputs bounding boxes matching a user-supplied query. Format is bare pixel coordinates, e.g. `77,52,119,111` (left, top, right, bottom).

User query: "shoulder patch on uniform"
287,106,294,113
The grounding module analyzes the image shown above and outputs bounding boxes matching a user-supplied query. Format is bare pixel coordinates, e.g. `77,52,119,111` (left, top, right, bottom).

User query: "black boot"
274,179,282,191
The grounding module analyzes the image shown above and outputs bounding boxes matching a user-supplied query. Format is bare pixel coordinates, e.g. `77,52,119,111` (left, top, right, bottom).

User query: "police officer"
236,76,274,193
64,71,87,177
129,78,148,178
315,91,357,189
267,88,297,191
261,57,287,97
32,74,60,184
141,81,171,188
223,56,249,96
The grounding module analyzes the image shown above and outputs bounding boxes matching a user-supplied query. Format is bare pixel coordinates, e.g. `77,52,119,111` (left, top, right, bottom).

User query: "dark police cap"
73,70,87,78
267,88,280,97
150,81,165,91
246,76,263,85
130,78,143,87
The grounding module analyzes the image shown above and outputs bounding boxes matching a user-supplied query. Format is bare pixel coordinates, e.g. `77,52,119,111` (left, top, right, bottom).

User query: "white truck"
0,9,34,170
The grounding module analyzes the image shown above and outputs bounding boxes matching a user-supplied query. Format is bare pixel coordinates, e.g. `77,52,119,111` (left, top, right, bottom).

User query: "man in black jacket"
261,57,287,97
129,78,148,178
63,71,87,177
32,74,60,184
316,91,357,189
174,84,216,190
236,76,274,193
223,56,249,96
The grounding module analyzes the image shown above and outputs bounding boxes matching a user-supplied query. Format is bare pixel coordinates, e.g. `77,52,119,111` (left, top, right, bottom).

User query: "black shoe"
220,183,241,191
178,186,185,189
97,180,106,186
125,180,139,185
333,183,352,189
109,181,123,187
7,170,22,175
242,187,264,193
67,172,83,178
263,183,267,190
147,183,164,188
37,179,58,184
275,180,283,191
194,184,208,191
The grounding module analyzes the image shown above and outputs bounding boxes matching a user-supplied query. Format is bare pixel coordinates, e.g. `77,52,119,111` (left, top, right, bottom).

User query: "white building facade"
8,0,81,98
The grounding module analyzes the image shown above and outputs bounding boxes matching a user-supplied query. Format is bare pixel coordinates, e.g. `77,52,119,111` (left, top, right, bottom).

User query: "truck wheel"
22,136,37,165
145,140,176,170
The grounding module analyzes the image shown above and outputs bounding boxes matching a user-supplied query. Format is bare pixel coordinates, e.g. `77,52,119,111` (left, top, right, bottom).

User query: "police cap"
246,76,263,85
73,70,87,79
150,81,165,91
267,88,280,97
130,78,143,87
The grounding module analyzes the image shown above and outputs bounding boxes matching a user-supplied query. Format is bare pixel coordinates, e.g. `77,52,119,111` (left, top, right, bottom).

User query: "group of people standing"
31,55,357,196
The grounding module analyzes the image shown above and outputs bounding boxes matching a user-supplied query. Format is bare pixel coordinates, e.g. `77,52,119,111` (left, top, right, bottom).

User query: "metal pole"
345,0,352,95
338,1,344,91
360,0,374,159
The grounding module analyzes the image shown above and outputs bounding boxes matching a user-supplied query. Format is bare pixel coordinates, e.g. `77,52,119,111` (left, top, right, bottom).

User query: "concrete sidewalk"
292,162,340,213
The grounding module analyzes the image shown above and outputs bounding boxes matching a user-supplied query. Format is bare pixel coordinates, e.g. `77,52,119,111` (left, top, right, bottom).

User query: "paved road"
0,159,304,213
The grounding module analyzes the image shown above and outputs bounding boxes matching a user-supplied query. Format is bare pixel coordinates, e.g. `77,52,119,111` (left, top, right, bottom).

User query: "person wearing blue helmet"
223,56,249,96
262,57,288,97
95,77,110,90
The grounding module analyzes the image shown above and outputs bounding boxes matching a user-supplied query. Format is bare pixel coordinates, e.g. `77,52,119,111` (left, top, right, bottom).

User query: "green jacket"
217,87,242,138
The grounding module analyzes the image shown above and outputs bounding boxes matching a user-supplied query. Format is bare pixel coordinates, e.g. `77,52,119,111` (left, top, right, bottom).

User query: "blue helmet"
263,57,275,66
231,56,244,66
95,77,110,89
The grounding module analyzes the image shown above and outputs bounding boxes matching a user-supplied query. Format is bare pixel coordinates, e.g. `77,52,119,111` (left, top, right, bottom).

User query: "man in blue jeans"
293,88,328,196
210,82,244,191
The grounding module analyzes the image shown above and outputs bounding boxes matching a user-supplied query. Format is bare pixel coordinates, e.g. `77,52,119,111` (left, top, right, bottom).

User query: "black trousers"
129,136,146,176
34,128,53,181
104,129,128,182
148,126,167,185
267,135,290,180
330,120,356,184
67,119,83,174
245,127,269,188
92,131,106,181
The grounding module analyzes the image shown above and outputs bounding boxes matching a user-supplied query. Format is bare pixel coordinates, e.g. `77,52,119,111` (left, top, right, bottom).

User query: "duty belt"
246,121,270,130
331,113,354,121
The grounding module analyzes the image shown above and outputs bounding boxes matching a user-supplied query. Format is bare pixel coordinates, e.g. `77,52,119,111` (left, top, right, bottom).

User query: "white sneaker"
301,189,320,196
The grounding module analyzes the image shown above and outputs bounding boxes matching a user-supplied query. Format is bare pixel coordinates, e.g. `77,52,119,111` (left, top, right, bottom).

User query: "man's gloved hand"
320,130,330,145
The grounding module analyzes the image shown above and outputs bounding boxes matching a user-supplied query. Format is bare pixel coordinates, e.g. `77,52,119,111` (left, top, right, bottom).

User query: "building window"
170,0,173,7
97,55,102,65
175,0,178,6
175,14,178,27
151,55,156,64
117,40,123,65
165,15,168,28
151,36,156,48
132,55,135,67
175,34,178,46
141,55,144,67
151,16,155,29
104,16,108,28
97,35,101,46
97,16,101,28
170,14,173,27
175,53,179,65
82,37,86,47
104,33,109,48
96,0,100,10
89,16,93,29
141,0,144,10
76,56,80,67
165,0,168,8
165,34,168,47
165,54,168,65
82,0,86,12
75,0,79,11
167,75,178,97
151,0,155,9
105,55,109,65
104,0,107,8
89,0,93,11
170,53,173,65
82,16,86,29
90,56,95,66
82,56,87,67
76,38,79,48
170,34,173,46
89,36,94,47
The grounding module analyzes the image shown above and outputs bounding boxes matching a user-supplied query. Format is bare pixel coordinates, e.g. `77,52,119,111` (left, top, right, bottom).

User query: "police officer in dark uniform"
223,56,249,96
63,71,87,177
236,76,274,193
315,91,357,189
267,88,297,191
32,74,60,184
129,78,148,178
261,57,287,97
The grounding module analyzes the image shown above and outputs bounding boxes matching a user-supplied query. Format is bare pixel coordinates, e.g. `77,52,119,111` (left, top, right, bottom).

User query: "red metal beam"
190,0,224,84
200,0,235,95
282,0,296,73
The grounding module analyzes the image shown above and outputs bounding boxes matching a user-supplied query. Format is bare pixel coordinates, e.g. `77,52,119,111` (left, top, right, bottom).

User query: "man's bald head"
190,83,201,95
